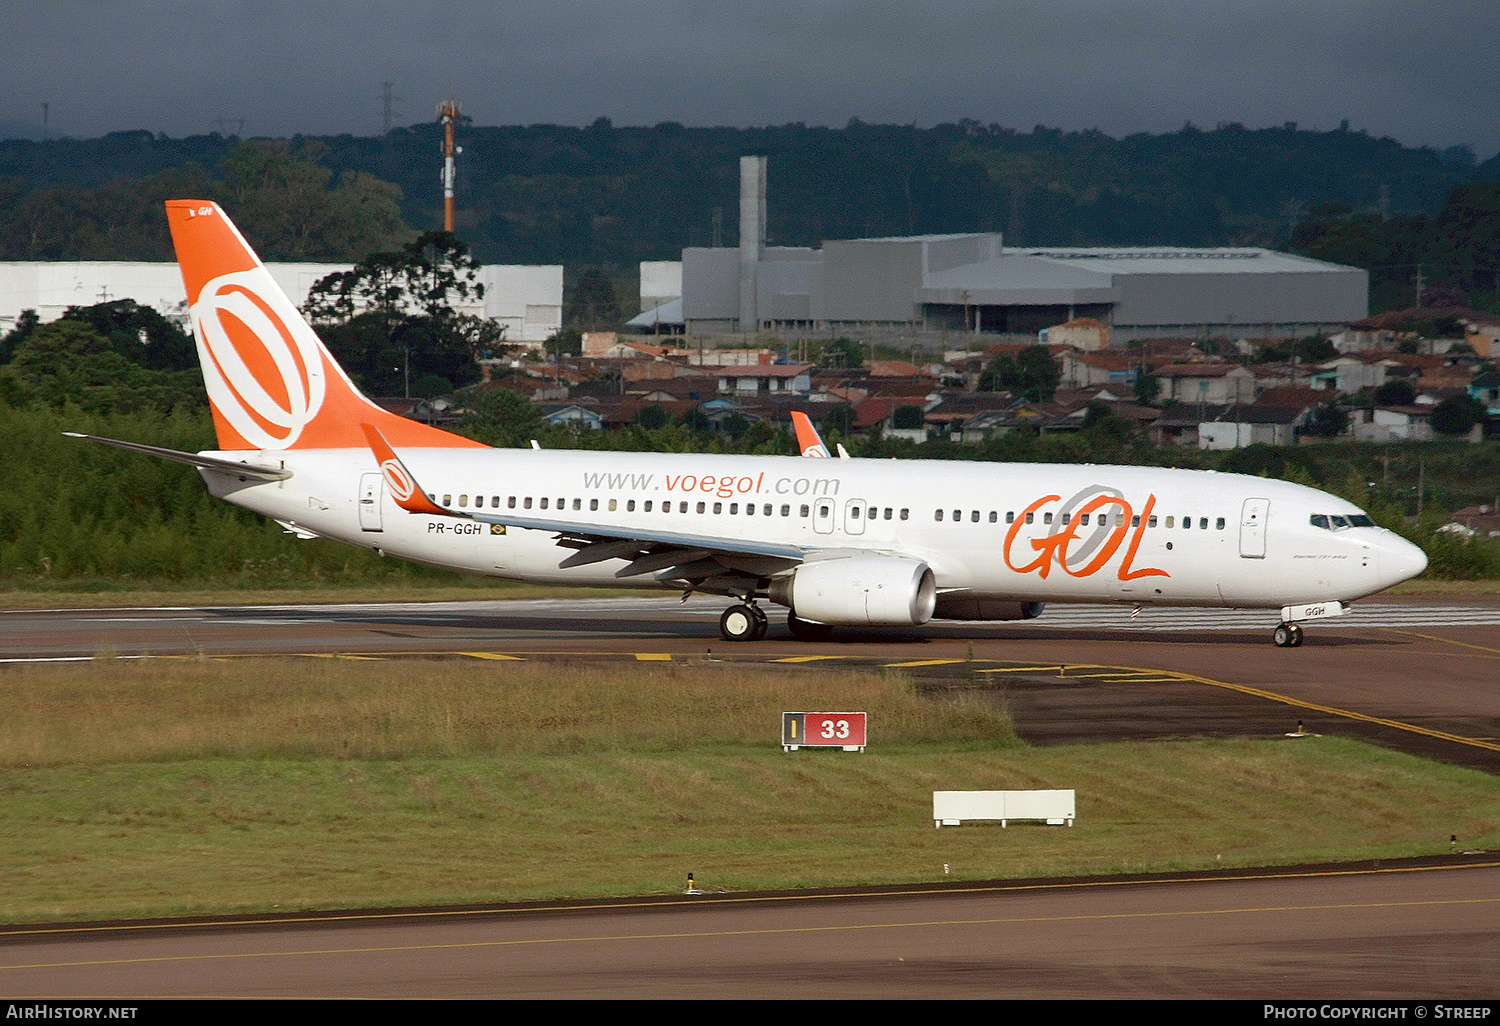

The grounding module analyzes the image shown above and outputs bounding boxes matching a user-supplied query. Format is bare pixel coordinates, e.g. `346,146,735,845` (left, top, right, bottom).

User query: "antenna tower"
437,96,461,232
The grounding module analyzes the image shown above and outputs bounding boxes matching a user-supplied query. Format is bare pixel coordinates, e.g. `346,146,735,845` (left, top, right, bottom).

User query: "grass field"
1,657,1496,924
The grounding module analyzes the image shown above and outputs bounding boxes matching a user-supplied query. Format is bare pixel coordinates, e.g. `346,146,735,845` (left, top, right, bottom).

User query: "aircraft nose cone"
1381,534,1429,587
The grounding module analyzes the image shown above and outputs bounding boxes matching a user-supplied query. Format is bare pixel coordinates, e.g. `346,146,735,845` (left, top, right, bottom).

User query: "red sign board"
782,712,867,751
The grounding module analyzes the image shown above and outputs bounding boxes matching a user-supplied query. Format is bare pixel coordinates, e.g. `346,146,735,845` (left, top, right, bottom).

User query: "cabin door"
1238,497,1268,558
359,473,384,532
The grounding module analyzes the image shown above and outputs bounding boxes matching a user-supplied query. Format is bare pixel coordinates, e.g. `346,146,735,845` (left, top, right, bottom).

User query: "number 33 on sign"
782,712,867,752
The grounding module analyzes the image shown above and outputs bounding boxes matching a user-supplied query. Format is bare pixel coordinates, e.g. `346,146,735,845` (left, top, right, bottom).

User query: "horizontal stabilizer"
63,433,292,481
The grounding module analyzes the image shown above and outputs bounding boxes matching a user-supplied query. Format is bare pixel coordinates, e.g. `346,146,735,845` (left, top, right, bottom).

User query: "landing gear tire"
720,604,761,642
787,612,832,641
1273,622,1304,648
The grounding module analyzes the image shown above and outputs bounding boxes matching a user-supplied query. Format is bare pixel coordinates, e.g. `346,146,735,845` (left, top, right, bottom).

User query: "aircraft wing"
363,424,807,591
465,508,805,584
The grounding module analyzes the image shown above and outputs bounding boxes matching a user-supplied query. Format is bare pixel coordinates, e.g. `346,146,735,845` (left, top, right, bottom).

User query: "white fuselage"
200,447,1427,613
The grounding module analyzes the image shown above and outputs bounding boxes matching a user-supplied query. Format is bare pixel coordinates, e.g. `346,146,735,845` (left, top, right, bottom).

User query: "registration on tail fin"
165,200,483,452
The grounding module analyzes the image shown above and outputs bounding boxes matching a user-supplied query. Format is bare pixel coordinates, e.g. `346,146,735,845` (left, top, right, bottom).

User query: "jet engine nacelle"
771,556,937,626
932,597,1046,621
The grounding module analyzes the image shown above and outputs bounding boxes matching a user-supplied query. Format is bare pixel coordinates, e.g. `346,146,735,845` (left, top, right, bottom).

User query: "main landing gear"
716,604,832,642
1272,622,1304,648
719,602,769,642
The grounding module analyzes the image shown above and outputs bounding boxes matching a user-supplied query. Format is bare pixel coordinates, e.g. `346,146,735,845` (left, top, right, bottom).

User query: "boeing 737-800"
69,201,1428,645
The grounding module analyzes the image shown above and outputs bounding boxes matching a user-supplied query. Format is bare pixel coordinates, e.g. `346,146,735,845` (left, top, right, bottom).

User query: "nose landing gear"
1273,622,1304,648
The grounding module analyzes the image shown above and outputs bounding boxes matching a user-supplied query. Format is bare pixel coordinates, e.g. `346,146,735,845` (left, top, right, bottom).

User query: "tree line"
1,392,1494,588
3,120,1495,272
1293,180,1500,313
0,138,410,261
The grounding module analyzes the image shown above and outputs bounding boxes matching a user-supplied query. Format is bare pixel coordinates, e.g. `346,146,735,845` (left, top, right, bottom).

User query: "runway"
3,594,1497,768
4,592,1499,655
3,862,1497,998
1,594,1497,998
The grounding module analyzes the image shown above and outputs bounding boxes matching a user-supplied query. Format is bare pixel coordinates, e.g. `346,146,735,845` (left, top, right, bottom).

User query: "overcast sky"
5,1,1499,158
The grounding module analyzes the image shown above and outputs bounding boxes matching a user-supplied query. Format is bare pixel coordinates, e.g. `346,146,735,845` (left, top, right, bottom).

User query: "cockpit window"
1312,512,1374,531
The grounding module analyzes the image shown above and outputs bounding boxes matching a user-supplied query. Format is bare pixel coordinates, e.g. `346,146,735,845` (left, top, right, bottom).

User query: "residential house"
1041,317,1110,351
867,359,932,378
716,363,813,395
1152,403,1300,448
1059,349,1135,389
852,396,898,435
538,403,604,430
1469,370,1500,414
1154,364,1256,404
1348,405,1432,443
923,392,1016,438
1306,354,1394,394
1459,317,1498,358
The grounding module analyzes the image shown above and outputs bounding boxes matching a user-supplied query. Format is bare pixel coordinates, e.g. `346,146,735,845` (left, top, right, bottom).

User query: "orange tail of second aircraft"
790,410,830,458
166,200,484,452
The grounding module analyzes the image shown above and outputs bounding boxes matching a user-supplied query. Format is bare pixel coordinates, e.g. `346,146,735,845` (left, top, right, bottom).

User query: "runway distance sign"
782,712,867,752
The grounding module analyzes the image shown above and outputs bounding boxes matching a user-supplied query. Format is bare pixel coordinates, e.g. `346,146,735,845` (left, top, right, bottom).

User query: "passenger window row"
427,493,927,525
847,506,911,521
937,508,1229,531
434,494,823,518
425,491,1246,537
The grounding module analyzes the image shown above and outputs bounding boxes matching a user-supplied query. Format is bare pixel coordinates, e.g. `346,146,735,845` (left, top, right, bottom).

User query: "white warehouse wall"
480,264,563,346
0,261,563,347
640,260,683,309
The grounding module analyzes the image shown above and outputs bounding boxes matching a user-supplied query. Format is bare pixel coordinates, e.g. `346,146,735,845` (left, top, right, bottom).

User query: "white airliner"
70,201,1428,646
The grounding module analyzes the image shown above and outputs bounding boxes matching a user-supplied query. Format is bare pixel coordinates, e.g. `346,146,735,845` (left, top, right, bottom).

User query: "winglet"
790,411,830,458
361,423,454,516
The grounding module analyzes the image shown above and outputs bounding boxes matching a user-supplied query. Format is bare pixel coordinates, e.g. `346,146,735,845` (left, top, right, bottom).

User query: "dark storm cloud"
3,1,1497,156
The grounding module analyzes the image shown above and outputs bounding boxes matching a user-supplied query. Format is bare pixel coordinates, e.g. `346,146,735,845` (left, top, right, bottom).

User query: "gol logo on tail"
192,270,327,449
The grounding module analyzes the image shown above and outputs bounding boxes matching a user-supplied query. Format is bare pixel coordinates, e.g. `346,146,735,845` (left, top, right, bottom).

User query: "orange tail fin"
790,410,830,457
166,200,484,452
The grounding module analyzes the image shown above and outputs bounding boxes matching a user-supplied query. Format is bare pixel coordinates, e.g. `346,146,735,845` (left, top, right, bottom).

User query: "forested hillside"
2,120,1494,267
1294,180,1500,313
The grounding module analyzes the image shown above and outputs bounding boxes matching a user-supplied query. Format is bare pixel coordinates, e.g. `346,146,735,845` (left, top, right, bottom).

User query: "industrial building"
668,156,1367,345
0,261,564,346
